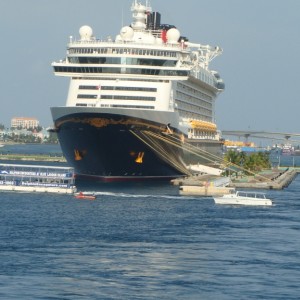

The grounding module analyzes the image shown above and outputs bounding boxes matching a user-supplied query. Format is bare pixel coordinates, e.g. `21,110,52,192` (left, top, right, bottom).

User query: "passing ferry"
0,164,76,194
50,0,225,182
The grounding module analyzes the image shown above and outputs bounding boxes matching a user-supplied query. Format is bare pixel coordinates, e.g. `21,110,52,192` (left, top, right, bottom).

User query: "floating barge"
0,163,76,194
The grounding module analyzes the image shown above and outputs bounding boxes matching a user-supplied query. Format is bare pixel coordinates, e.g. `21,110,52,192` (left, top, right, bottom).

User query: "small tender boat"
75,192,96,200
214,191,272,206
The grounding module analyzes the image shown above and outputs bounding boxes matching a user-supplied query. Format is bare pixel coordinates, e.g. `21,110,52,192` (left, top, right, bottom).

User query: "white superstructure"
52,1,224,142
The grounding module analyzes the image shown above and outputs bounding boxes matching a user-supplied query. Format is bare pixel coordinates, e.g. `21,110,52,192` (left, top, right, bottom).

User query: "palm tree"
224,150,271,175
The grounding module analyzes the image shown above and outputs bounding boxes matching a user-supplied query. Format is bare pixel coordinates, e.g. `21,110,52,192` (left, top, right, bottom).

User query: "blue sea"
1,145,300,299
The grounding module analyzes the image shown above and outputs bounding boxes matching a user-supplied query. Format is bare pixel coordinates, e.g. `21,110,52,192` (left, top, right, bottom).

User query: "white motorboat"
214,191,273,206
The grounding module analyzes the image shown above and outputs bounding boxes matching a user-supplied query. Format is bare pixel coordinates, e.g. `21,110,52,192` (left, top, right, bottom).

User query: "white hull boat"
214,191,272,206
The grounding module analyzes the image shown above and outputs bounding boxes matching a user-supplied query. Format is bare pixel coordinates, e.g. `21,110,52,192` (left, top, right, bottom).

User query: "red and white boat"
75,192,96,200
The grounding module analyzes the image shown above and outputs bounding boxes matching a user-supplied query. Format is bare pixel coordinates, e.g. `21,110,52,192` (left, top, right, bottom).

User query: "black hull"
51,107,223,182
54,112,187,181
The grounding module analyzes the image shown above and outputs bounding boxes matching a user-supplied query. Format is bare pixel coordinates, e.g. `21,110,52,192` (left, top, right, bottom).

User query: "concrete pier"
230,169,298,190
171,174,219,186
179,185,235,196
174,168,299,196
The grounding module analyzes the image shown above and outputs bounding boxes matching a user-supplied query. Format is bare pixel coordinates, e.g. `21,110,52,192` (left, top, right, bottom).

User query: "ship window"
76,103,87,106
79,85,100,90
101,95,155,101
77,94,98,99
176,87,212,103
67,48,178,58
69,57,106,64
101,86,157,92
67,56,177,66
111,105,154,109
54,66,188,77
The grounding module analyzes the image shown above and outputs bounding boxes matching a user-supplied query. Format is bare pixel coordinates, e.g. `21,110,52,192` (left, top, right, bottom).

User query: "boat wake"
78,191,198,200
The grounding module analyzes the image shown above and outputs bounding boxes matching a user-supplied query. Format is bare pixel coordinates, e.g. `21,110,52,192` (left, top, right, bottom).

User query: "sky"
0,0,299,135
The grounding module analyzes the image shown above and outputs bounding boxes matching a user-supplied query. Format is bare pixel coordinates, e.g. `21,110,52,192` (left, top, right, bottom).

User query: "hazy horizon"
1,0,299,134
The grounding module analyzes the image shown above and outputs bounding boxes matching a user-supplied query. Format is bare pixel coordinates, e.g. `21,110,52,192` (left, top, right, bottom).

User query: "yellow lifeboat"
189,120,217,132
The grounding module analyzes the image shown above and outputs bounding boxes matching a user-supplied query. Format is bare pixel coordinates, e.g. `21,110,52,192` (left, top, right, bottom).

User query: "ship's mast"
131,0,152,31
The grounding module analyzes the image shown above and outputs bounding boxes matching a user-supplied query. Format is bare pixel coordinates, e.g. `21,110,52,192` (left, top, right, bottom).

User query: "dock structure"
0,163,76,194
230,168,298,190
172,174,218,186
176,175,233,196
175,168,299,196
179,185,235,196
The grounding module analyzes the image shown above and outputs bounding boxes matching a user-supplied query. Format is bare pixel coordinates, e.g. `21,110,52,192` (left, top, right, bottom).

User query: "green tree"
224,150,271,175
45,132,59,144
224,150,241,165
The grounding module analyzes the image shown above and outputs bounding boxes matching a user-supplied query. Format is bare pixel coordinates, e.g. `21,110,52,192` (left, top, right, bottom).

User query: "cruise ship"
50,0,225,181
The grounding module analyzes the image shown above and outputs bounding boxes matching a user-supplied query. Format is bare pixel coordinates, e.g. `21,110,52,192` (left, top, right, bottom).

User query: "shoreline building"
11,117,39,129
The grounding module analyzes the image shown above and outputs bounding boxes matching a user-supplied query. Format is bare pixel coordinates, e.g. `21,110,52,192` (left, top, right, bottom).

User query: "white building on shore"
11,117,39,129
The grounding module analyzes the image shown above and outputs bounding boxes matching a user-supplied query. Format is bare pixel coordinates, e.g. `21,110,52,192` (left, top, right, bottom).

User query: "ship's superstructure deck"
52,1,224,131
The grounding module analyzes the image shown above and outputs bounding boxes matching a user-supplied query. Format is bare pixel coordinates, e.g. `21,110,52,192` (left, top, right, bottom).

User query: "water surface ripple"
1,178,300,299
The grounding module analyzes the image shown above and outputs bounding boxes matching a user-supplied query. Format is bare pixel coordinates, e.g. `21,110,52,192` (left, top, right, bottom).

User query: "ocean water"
1,144,300,299
1,176,300,299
